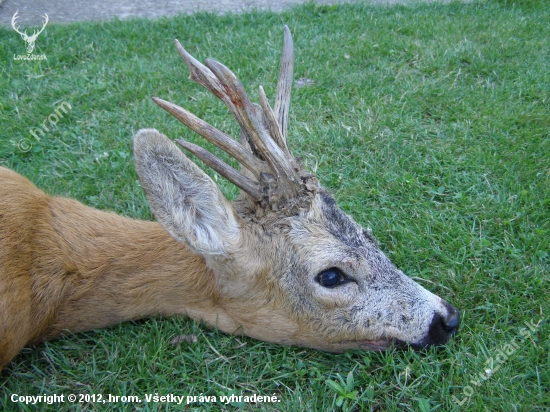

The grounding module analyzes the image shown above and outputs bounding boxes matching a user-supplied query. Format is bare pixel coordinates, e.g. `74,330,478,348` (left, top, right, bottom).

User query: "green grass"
1,0,549,410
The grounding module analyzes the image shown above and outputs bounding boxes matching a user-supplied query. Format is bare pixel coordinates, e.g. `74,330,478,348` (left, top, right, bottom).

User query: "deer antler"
32,13,49,38
11,11,26,37
11,11,48,39
274,25,294,152
153,26,319,213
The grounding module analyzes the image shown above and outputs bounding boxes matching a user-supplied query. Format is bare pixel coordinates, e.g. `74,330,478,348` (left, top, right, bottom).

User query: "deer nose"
442,302,460,335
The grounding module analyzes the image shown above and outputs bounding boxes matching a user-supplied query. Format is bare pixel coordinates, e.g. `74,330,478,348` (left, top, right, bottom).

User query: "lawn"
0,0,548,410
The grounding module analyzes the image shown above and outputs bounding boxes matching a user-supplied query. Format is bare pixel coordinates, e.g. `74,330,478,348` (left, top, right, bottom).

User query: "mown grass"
0,0,548,410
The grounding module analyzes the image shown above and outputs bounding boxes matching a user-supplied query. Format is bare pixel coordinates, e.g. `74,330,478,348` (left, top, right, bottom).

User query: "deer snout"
404,300,459,350
422,301,460,348
442,302,460,335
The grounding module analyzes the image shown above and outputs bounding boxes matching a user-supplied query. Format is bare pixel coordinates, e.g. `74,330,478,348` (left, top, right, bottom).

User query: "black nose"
414,301,460,349
443,305,460,335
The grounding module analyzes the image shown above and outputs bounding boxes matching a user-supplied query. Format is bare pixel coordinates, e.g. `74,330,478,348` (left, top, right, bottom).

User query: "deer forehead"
229,190,382,286
285,192,384,270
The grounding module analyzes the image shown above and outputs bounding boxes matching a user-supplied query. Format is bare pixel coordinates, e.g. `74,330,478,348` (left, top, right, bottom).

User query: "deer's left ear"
134,128,241,256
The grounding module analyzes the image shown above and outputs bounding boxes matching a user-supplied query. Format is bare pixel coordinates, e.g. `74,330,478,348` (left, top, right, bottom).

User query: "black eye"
316,268,347,288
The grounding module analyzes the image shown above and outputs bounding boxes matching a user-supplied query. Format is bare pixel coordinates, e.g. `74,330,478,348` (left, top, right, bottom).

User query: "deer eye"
316,268,347,288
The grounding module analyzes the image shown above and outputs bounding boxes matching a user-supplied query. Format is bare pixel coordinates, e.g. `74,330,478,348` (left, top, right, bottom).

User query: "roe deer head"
133,26,460,352
0,26,459,372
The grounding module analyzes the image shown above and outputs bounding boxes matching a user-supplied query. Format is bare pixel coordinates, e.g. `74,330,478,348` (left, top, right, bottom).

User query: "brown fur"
0,167,219,370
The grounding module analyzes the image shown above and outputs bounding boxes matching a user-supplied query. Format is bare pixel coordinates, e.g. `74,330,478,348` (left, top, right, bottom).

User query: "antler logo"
11,11,49,54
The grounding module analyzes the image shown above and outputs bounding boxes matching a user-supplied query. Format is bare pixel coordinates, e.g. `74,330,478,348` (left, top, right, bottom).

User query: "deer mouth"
344,338,412,351
363,340,393,350
351,339,398,351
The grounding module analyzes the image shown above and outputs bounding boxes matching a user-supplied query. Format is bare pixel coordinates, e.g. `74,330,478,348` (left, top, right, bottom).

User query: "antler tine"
204,59,298,191
258,85,288,155
174,40,241,123
152,97,264,178
273,25,294,148
174,39,280,165
35,13,49,36
175,139,262,199
11,10,25,36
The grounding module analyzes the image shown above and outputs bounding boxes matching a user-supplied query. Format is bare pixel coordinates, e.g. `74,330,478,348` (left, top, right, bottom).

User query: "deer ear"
133,128,241,256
